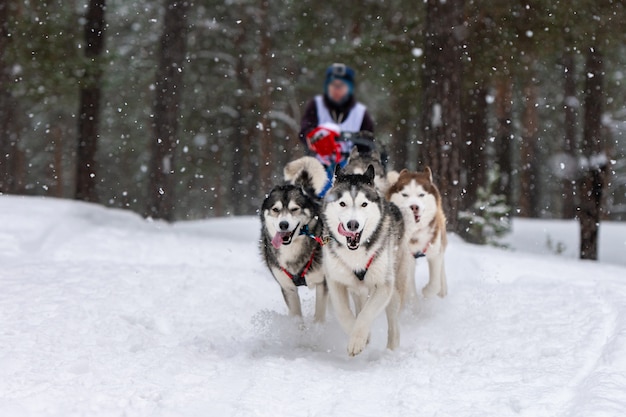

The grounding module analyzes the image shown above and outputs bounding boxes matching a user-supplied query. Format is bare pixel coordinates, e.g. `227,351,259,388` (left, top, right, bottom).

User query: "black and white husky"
322,165,411,356
260,157,329,322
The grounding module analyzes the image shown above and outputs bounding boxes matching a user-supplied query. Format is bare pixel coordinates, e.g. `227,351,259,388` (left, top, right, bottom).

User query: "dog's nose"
346,220,359,232
410,205,419,214
279,221,290,231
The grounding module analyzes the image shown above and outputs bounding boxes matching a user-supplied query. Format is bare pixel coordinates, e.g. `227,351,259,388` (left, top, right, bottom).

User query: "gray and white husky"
260,157,329,322
322,165,411,356
344,147,391,195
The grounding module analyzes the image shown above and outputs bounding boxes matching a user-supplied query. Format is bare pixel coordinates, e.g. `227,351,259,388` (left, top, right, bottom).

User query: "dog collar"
299,224,333,246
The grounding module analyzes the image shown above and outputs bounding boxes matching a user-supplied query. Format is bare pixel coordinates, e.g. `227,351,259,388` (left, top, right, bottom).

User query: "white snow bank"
1,195,626,416
501,217,626,266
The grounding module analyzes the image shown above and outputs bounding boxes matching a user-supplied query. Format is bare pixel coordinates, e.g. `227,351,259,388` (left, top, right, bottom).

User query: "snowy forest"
1,1,626,253
4,3,626,413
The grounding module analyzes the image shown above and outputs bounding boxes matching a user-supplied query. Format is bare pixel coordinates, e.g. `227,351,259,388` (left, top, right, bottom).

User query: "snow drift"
1,195,626,416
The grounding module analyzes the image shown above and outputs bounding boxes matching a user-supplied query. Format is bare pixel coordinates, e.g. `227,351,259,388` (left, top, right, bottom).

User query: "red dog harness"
280,249,317,287
413,242,431,259
279,225,329,286
354,251,378,281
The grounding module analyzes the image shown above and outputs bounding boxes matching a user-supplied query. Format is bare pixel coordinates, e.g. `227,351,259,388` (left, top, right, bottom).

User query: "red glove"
306,123,340,157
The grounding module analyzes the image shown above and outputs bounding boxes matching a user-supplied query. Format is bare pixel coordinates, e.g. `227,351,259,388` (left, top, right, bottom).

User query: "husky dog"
387,167,448,298
322,165,411,356
343,147,391,195
260,157,329,321
283,156,328,196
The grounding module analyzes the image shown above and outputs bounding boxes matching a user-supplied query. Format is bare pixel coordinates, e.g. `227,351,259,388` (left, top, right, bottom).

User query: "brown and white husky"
386,167,448,299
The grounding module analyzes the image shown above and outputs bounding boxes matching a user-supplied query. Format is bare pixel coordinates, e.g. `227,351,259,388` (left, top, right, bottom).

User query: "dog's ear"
349,146,360,160
364,164,375,184
386,170,400,188
334,163,342,176
333,163,343,181
399,168,409,177
371,149,381,161
424,166,433,182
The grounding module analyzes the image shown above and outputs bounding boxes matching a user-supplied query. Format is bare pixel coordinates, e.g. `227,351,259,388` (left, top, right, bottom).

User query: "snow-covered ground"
501,217,626,267
1,195,626,417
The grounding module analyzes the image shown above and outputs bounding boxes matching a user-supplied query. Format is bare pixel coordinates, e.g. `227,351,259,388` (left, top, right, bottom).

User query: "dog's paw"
422,284,440,298
386,326,400,351
386,337,399,351
437,287,447,298
313,312,326,323
297,320,308,332
347,329,370,357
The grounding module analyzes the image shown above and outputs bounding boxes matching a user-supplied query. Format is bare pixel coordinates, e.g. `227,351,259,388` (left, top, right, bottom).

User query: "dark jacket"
299,95,375,145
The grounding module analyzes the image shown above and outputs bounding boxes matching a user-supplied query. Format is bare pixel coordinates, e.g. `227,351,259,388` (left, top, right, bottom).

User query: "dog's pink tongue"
271,232,284,249
338,223,357,238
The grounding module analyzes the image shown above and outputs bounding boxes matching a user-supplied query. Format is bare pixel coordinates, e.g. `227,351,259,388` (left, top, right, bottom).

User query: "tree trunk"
578,47,607,261
257,0,274,200
51,125,64,197
390,93,411,171
75,0,105,203
494,75,514,207
462,86,488,211
147,0,189,220
519,72,539,217
0,0,19,194
420,0,465,231
230,31,255,216
562,50,577,219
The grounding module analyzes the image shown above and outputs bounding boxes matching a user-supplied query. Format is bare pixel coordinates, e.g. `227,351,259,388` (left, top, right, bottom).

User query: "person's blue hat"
324,63,355,98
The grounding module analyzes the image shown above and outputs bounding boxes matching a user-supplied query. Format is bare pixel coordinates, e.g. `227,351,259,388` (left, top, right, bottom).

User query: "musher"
299,63,376,181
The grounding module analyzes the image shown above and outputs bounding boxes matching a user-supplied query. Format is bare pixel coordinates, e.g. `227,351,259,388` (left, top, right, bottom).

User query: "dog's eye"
361,202,368,207
272,207,280,213
419,193,425,197
401,193,408,198
290,207,299,212
339,201,346,207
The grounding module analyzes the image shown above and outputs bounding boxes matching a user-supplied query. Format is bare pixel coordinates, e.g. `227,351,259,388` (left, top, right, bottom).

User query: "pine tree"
420,0,465,231
578,47,607,260
147,0,190,220
459,165,511,246
75,0,106,203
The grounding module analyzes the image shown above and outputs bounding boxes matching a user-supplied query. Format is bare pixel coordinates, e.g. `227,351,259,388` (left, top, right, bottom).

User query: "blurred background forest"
1,1,625,252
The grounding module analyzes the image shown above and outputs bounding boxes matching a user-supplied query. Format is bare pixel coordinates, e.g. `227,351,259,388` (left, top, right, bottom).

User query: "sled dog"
260,157,329,321
344,147,392,195
387,167,448,298
322,165,411,356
